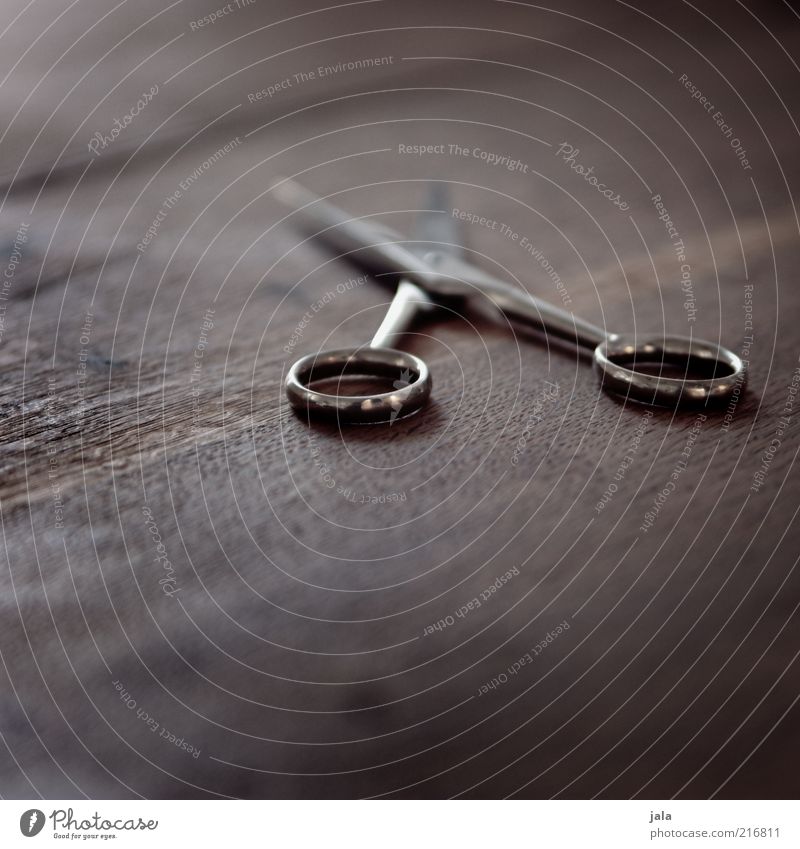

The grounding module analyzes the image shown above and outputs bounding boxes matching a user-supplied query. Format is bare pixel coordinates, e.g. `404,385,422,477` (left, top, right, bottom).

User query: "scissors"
278,179,745,424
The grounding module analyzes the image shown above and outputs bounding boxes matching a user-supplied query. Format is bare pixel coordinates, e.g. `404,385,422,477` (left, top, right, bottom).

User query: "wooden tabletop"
1,0,799,799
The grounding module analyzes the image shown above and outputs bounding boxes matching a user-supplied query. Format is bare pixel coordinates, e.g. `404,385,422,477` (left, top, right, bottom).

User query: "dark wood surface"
1,0,799,799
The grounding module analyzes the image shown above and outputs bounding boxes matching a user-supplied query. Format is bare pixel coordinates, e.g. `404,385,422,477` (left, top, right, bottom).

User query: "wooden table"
1,0,799,798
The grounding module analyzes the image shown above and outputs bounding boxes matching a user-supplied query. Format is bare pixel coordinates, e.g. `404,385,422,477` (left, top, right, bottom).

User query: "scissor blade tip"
273,176,315,207
429,182,449,202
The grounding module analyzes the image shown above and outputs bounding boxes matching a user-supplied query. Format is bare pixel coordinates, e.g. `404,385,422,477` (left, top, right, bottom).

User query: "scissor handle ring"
286,347,432,423
593,334,746,407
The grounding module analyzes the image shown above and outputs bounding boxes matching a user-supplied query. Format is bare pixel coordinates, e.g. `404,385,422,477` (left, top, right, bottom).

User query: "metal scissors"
278,179,745,424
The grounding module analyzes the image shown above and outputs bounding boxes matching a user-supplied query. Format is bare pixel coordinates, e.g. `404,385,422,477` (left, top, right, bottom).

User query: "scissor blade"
274,177,464,281
273,177,429,280
408,182,464,261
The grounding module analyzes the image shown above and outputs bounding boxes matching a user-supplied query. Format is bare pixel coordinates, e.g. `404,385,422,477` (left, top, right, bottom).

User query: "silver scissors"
278,179,745,424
